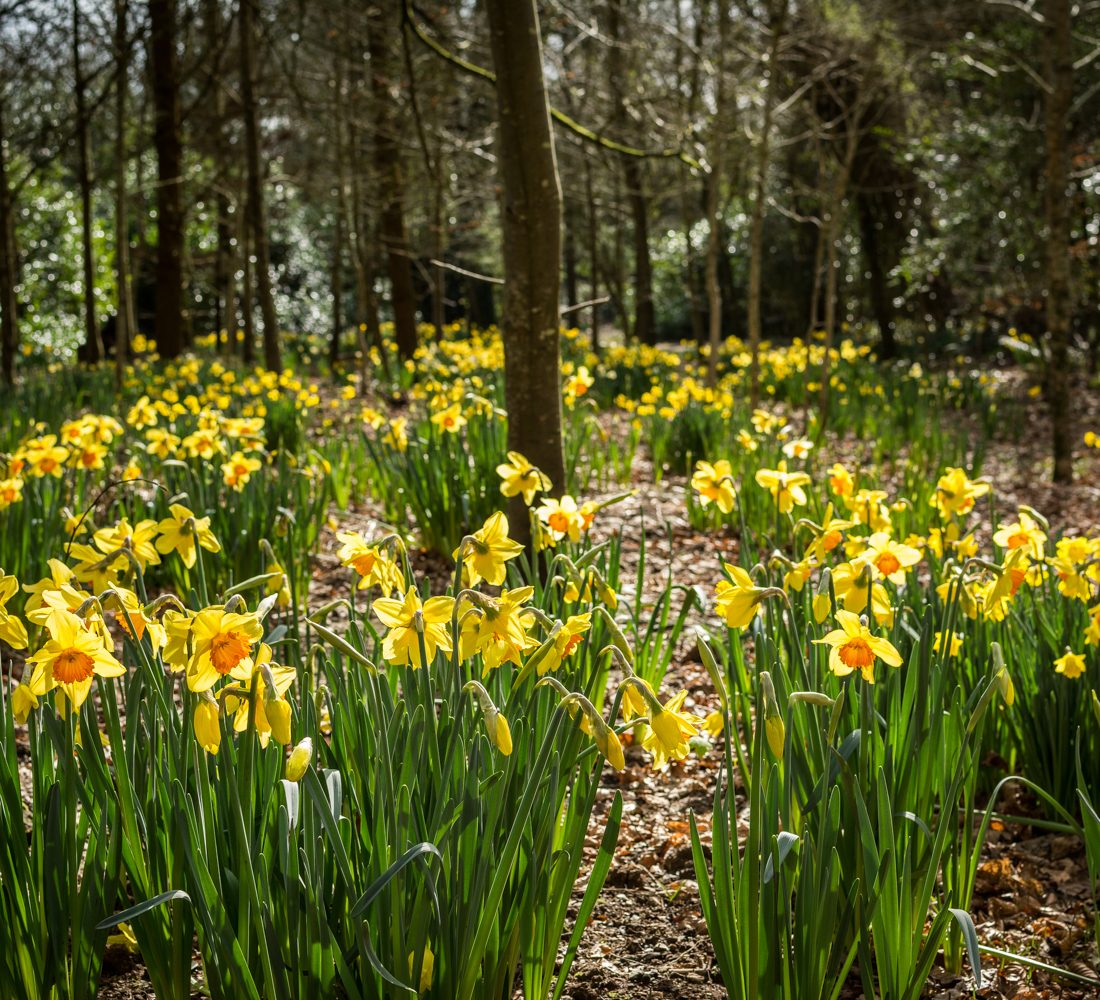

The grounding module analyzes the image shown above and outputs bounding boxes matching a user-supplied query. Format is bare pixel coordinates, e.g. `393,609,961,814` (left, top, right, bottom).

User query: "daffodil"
0,572,29,650
186,606,264,692
691,460,737,514
25,609,125,710
538,495,584,542
642,690,699,770
496,450,552,505
933,631,963,658
335,532,403,594
714,564,771,629
456,511,524,587
814,609,902,683
430,402,467,433
536,613,591,674
864,532,921,585
993,511,1047,559
221,450,262,490
155,503,222,569
285,737,313,781
373,587,455,668
1054,649,1086,680
931,467,989,518
754,461,811,514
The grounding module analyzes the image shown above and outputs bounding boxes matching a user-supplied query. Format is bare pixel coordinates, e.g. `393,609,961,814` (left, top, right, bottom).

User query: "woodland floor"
80,372,1100,997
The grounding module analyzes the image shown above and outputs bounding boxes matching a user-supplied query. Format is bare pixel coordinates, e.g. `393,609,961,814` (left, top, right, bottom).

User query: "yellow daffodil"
373,587,455,668
993,511,1047,558
25,609,125,710
0,572,29,649
456,511,524,587
496,450,552,505
155,504,222,569
1054,649,1086,680
642,690,699,770
185,606,264,692
335,532,403,595
931,467,989,518
865,532,921,585
815,609,902,683
754,461,811,514
691,460,736,514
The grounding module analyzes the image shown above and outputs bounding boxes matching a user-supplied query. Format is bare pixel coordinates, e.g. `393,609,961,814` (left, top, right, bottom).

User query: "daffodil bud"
463,680,512,755
265,697,292,746
813,567,833,624
11,684,38,724
760,672,785,758
285,737,313,781
194,694,221,755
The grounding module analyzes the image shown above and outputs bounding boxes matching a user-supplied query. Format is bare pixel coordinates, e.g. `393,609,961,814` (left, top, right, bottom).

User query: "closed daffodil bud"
285,737,313,782
463,679,512,755
760,672,785,758
194,695,221,755
265,697,292,746
11,683,39,724
491,712,513,756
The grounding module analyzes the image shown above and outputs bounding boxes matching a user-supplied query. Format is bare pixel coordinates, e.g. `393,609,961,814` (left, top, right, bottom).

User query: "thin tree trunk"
240,208,255,365
584,154,600,352
819,123,858,426
149,0,185,357
73,0,101,363
114,0,134,388
240,0,280,370
705,0,730,387
370,10,417,359
747,0,788,405
625,158,655,344
205,0,234,351
1044,0,1074,484
0,97,18,385
485,0,566,526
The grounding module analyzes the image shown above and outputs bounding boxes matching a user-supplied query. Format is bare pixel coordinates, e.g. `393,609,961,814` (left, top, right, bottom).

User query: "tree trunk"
485,0,566,523
240,209,255,365
369,9,417,359
1044,0,1074,484
73,0,101,364
584,154,600,352
205,0,234,351
240,0,280,371
114,0,134,388
0,98,18,385
564,196,579,311
625,158,655,344
746,0,788,407
705,0,730,387
149,0,185,357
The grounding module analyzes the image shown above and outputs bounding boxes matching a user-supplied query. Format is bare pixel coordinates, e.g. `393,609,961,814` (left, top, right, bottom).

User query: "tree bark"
149,0,185,357
1044,0,1074,484
746,0,788,406
608,0,654,345
485,0,566,523
0,97,18,385
73,0,101,363
369,9,417,359
114,0,134,387
705,0,730,387
240,0,280,371
584,154,600,352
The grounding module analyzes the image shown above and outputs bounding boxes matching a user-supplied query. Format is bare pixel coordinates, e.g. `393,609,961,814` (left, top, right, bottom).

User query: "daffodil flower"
814,610,902,683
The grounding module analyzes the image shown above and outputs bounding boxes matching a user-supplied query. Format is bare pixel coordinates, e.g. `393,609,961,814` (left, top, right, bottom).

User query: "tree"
369,4,418,360
1044,0,1074,484
485,0,566,528
72,0,101,363
149,0,185,358
240,0,281,371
